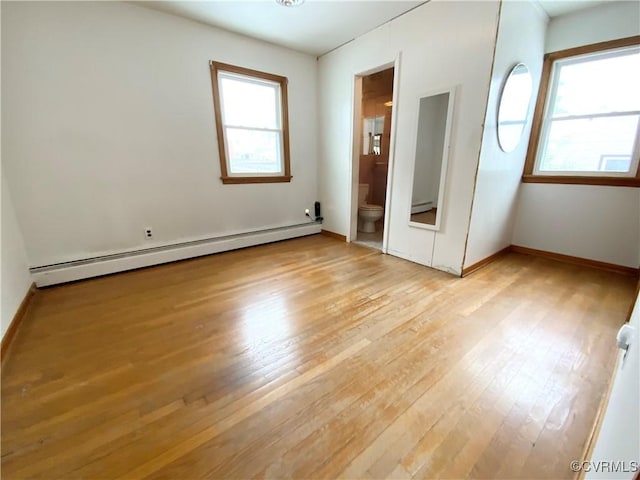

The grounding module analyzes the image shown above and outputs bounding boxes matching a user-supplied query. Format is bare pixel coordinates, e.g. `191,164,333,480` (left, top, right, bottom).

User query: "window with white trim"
524,38,640,186
210,62,291,184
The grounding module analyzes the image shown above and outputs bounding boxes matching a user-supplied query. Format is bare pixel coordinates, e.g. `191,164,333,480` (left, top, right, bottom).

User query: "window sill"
522,174,640,187
221,175,292,185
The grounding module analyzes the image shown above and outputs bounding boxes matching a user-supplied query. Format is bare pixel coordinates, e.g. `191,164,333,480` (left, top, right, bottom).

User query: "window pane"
601,155,632,172
220,75,279,129
552,48,640,117
226,127,282,174
539,115,638,172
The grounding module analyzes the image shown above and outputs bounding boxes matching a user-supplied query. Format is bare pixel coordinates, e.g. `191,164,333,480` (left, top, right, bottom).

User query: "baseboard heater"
30,221,322,287
411,201,433,214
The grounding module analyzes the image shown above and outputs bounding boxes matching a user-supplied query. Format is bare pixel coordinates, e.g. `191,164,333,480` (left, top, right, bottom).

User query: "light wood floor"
1,235,636,479
410,208,437,225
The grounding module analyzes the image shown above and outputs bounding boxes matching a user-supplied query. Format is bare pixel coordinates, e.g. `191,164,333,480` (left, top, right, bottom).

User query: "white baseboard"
411,202,433,214
31,222,322,287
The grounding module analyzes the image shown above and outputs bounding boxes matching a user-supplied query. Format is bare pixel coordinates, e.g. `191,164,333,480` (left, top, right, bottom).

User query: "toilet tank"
358,184,369,205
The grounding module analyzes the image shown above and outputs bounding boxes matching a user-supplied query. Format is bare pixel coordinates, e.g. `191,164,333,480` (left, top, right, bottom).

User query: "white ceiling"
536,0,609,17
138,0,615,57
138,1,425,56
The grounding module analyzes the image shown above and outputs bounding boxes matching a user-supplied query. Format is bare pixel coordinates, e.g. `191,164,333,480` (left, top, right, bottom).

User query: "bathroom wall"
464,0,547,269
359,69,393,207
318,0,500,274
2,1,319,269
511,1,640,268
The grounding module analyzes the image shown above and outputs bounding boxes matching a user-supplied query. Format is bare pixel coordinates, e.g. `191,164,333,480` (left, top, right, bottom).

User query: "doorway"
352,66,395,251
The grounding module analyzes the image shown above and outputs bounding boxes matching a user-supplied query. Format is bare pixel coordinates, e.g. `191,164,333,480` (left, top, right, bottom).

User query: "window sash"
534,45,640,177
217,71,285,177
535,114,640,177
223,126,285,177
209,61,291,184
218,71,283,131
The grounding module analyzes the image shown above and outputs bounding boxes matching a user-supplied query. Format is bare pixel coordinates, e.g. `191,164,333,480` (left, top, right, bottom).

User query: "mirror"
363,116,384,154
409,88,455,230
497,63,533,153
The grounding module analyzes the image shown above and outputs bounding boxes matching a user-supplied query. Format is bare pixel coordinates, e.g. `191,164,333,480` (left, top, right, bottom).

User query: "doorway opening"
352,66,395,251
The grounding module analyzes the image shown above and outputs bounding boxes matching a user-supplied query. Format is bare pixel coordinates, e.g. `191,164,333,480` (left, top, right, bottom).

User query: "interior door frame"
348,53,402,254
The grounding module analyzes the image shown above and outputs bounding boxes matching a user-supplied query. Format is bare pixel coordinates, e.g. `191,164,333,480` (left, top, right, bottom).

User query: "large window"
210,62,291,184
524,37,640,186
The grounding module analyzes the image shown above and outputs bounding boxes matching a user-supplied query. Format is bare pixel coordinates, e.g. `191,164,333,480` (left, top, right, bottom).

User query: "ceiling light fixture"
276,0,304,6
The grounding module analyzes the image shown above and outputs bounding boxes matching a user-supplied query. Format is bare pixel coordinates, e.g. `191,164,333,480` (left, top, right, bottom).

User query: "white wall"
0,0,32,336
1,173,32,337
2,1,318,268
464,0,547,268
545,1,640,53
512,1,640,268
513,184,640,267
318,0,500,275
586,290,639,479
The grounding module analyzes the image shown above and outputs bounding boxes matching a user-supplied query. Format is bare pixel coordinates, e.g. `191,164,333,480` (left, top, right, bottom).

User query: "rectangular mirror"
409,87,455,231
363,116,385,155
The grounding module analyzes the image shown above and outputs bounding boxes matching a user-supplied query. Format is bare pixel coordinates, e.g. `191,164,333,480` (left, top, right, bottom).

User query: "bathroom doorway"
352,66,395,251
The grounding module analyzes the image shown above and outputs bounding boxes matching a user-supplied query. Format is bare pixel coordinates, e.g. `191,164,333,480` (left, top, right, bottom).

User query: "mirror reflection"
410,90,454,229
363,116,385,155
497,63,533,153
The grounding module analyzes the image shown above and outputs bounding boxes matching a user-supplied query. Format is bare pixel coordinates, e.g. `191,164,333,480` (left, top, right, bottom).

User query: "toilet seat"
359,204,383,211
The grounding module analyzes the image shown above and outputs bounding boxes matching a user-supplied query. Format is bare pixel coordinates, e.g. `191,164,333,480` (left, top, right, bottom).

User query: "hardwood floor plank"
1,236,635,479
115,338,371,480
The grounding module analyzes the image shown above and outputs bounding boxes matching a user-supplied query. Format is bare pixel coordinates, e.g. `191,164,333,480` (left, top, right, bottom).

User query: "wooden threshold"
321,229,347,242
1,283,37,364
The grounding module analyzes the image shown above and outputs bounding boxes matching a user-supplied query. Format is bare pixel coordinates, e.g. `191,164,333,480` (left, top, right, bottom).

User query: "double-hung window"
524,37,640,186
210,62,291,184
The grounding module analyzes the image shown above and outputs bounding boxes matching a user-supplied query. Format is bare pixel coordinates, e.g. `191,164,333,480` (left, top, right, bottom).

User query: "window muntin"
535,46,640,177
210,62,291,184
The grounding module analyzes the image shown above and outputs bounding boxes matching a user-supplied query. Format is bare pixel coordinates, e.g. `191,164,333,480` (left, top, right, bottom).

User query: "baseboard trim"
321,229,347,242
510,245,639,277
462,246,511,277
31,223,322,287
1,283,37,364
462,245,639,278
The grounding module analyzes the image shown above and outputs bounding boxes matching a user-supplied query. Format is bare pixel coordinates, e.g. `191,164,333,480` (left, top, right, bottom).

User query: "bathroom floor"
354,228,383,250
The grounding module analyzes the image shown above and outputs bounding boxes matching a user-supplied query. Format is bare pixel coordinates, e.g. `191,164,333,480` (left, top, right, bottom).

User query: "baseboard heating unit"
30,222,322,286
411,201,433,214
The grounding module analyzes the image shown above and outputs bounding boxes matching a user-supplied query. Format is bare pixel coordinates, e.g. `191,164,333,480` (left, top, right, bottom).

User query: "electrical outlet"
144,227,153,239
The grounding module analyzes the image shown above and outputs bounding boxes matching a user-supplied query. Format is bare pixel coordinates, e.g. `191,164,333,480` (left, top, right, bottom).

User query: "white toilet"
358,184,384,233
